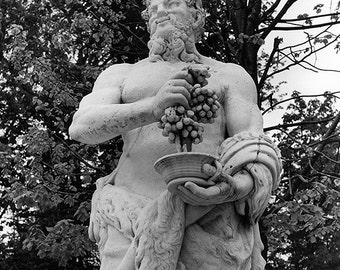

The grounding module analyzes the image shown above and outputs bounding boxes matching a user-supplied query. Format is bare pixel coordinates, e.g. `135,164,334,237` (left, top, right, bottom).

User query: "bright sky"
262,0,340,128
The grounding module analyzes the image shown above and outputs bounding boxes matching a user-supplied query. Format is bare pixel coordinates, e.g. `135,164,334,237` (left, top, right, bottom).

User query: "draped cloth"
89,132,282,270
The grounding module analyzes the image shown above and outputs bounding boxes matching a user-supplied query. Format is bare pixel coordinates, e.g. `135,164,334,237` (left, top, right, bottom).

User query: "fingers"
184,181,234,201
159,82,191,109
158,89,190,108
185,182,220,198
170,78,192,89
170,70,194,85
177,180,237,205
169,93,190,109
217,182,234,198
177,185,215,206
175,174,244,206
177,186,200,205
167,83,191,101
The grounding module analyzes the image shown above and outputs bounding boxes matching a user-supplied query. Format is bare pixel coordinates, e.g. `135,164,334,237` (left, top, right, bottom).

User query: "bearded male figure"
69,0,282,269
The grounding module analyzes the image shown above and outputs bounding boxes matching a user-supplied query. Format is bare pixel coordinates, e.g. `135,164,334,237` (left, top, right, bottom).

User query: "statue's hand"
152,70,193,119
176,165,254,206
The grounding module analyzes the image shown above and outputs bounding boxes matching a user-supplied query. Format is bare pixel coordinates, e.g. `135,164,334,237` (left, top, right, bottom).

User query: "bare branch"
278,12,340,23
266,34,340,78
264,116,336,132
279,48,320,72
279,26,332,51
260,0,298,40
258,11,340,85
282,129,340,163
301,60,340,73
291,174,310,183
284,112,340,198
258,37,282,91
262,91,340,115
307,134,340,148
297,62,319,73
263,20,340,31
261,0,282,20
315,112,340,152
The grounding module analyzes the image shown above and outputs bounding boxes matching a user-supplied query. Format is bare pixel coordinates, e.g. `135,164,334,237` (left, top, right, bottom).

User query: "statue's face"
147,0,195,38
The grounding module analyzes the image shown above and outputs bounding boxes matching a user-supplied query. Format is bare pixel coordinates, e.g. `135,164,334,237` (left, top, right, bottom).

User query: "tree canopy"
0,0,339,269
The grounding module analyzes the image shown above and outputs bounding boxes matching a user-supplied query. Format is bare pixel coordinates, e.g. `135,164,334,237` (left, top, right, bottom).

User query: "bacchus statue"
69,0,282,269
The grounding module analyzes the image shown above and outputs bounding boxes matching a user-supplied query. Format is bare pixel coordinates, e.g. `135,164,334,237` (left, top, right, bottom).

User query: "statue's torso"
115,59,228,198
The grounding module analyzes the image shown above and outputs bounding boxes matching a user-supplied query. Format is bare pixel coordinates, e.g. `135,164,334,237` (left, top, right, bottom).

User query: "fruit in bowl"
154,152,218,194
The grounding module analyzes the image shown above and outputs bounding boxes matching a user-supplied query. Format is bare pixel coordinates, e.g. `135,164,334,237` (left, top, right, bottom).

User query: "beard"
148,15,202,63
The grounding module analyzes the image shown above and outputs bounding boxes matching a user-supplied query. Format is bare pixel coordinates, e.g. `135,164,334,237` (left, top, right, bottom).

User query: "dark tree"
0,0,339,268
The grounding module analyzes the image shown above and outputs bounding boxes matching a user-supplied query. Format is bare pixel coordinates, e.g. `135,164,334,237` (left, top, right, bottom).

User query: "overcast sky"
262,0,340,127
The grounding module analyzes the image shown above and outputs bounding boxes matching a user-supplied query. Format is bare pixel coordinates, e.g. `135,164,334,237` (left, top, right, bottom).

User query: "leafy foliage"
0,0,339,269
0,0,134,268
264,92,340,269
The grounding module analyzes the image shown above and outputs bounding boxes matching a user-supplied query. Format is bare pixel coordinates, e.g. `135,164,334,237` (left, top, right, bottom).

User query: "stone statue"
69,0,282,269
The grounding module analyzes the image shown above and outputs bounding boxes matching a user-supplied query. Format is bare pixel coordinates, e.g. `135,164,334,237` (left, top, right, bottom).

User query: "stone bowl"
154,152,218,193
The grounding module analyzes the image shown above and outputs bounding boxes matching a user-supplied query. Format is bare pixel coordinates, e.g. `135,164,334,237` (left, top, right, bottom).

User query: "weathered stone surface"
69,0,282,269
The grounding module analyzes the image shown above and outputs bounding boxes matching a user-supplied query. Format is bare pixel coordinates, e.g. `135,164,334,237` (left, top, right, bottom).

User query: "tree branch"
262,20,340,31
266,34,340,78
262,91,340,115
279,26,332,51
51,132,107,175
313,148,340,164
308,159,340,179
284,112,340,199
306,134,340,148
264,116,336,132
261,0,282,20
88,9,147,50
260,0,297,39
278,12,340,23
300,60,340,73
226,0,247,39
258,37,282,91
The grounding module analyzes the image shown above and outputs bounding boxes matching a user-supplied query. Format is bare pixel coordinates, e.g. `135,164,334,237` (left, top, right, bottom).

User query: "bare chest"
121,62,226,103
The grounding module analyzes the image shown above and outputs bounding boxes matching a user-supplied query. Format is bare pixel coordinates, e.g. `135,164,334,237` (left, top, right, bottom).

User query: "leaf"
310,236,316,243
46,227,54,232
313,4,324,10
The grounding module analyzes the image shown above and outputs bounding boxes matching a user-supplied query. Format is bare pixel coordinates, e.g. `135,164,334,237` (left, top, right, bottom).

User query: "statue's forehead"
148,0,185,7
149,0,162,6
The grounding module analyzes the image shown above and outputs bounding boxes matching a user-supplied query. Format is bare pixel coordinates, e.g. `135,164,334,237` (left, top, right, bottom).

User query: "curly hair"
142,0,205,41
143,0,202,8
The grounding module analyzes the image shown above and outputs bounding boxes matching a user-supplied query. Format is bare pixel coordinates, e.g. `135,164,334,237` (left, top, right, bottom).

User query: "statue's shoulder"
202,57,248,78
202,57,257,98
103,59,154,74
95,61,145,85
99,62,134,77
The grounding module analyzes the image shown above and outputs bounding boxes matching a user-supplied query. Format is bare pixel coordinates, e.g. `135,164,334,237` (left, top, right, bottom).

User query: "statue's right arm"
69,64,154,144
69,65,192,144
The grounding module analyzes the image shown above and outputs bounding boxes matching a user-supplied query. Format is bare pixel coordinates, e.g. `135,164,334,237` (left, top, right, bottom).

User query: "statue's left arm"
177,64,282,224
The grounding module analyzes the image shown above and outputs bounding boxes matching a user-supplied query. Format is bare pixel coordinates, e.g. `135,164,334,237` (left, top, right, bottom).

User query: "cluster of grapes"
157,82,220,151
190,84,220,124
157,106,204,147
